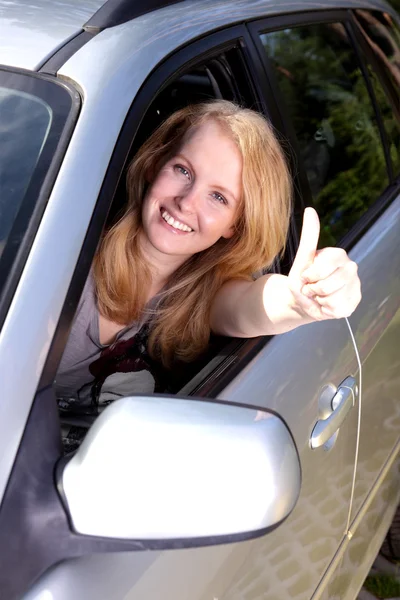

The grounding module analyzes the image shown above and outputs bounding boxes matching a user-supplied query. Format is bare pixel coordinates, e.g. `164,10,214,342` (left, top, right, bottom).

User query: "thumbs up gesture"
288,208,361,321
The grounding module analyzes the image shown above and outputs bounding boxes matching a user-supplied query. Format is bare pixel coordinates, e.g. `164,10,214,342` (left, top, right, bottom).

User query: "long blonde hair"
94,101,292,366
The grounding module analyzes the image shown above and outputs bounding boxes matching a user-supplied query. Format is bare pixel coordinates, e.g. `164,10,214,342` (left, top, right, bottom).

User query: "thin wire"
344,316,363,538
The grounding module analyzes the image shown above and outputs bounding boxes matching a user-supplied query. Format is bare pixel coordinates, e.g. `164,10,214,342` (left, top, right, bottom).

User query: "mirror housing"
59,395,300,545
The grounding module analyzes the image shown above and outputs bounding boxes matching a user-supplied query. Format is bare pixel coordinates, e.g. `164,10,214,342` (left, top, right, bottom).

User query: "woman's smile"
160,208,194,233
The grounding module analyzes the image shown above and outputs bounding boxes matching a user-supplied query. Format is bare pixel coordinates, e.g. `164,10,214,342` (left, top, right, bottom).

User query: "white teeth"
161,210,192,232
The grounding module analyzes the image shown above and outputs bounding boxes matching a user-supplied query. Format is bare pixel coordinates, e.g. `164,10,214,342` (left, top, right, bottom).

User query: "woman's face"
140,119,242,264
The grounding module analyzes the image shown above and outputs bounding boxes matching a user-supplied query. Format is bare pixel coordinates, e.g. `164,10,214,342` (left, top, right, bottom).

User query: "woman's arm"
210,208,362,338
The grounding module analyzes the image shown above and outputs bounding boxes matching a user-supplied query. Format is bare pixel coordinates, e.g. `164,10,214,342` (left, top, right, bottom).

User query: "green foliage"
387,0,400,13
364,574,400,598
261,22,397,246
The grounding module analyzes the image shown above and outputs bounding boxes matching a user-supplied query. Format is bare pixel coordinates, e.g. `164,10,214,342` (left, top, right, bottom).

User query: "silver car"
0,0,399,598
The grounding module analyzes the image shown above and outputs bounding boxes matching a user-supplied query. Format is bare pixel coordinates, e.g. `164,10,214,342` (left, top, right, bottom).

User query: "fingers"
290,207,320,280
302,261,358,297
302,247,351,283
314,284,362,318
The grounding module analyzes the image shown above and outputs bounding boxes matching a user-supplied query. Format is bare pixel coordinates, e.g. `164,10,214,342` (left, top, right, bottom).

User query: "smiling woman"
55,100,361,414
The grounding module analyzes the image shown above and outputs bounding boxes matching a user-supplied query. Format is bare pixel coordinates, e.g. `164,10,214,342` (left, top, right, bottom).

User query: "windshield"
0,87,53,258
0,69,79,322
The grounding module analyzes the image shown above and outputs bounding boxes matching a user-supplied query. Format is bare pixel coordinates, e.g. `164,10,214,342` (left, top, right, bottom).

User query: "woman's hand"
210,207,361,338
288,207,362,321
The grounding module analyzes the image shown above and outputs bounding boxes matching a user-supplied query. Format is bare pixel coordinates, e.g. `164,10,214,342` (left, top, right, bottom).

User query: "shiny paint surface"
347,196,400,520
0,0,398,598
0,0,105,70
317,453,400,600
0,0,395,72
272,195,400,600
25,320,360,600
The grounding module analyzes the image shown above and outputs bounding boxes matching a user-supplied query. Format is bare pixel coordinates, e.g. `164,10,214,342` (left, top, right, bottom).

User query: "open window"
55,41,274,452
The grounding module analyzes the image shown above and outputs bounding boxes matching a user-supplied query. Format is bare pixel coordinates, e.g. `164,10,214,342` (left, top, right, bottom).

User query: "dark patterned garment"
56,273,161,405
56,273,170,452
59,327,172,453
56,273,218,453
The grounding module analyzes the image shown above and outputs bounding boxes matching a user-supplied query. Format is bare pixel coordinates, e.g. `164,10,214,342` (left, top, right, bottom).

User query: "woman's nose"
174,184,198,213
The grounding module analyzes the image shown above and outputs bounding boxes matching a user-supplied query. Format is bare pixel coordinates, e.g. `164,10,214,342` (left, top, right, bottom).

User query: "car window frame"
247,9,399,252
350,8,400,182
0,66,80,330
39,24,290,398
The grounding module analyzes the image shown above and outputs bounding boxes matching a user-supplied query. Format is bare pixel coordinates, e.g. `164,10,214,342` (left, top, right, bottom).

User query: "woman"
56,100,361,412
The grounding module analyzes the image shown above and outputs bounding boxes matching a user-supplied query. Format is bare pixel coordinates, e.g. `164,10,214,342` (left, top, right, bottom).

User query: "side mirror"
59,395,301,546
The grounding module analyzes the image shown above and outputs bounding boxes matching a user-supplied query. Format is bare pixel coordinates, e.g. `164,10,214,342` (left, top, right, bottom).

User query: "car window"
366,64,400,178
0,88,52,256
0,70,78,308
259,22,390,247
353,9,400,177
56,44,263,453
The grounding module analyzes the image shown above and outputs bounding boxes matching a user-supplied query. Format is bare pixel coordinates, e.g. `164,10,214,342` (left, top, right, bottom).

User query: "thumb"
290,207,320,281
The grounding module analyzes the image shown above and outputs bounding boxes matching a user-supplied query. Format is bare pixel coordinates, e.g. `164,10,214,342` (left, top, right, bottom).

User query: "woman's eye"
175,165,190,179
212,192,228,205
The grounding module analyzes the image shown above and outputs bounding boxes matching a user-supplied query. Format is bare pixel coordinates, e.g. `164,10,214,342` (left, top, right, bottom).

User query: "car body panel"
0,0,105,70
337,194,400,597
57,0,397,96
317,446,400,600
347,194,400,521
297,195,400,600
340,455,400,600
24,315,359,600
1,0,395,73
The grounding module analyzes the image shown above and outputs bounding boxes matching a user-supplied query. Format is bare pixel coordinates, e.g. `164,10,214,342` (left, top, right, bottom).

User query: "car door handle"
310,376,357,449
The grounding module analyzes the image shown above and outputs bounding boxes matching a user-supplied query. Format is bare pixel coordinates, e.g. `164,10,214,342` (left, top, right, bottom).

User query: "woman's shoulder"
65,270,98,339
76,269,97,313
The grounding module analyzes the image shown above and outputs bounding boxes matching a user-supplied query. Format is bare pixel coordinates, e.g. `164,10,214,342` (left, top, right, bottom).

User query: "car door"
316,9,400,599
247,8,400,599
13,22,360,600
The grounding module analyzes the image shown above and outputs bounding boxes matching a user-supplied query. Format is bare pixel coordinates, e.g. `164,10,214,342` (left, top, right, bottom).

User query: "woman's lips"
159,207,193,233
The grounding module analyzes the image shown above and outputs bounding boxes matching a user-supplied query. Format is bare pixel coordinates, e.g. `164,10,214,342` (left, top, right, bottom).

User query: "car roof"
0,0,396,71
0,0,106,70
